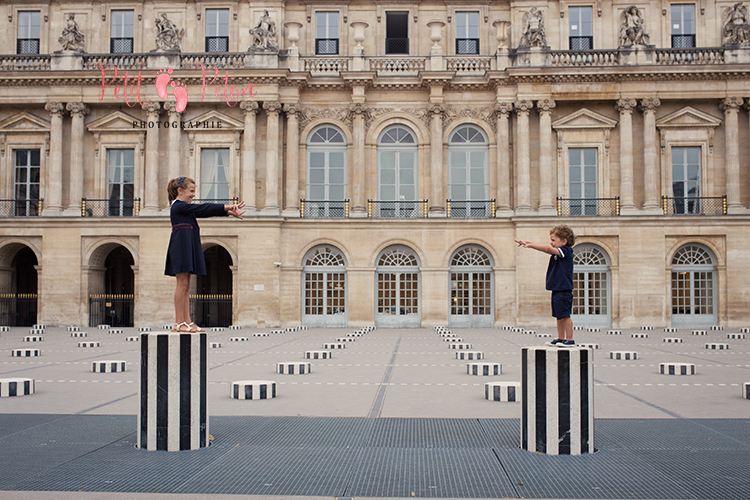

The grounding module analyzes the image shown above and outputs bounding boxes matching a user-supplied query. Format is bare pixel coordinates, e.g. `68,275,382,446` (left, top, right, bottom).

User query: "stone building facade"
0,0,749,329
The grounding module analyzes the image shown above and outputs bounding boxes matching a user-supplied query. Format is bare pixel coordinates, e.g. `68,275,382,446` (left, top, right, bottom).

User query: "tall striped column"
521,346,594,455
138,332,208,451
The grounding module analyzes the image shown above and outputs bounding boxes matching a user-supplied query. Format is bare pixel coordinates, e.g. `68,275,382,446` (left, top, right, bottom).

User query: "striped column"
521,346,594,455
138,332,208,451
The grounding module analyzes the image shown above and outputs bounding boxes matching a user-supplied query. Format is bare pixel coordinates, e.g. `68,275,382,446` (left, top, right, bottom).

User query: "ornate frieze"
298,107,349,133
443,106,497,133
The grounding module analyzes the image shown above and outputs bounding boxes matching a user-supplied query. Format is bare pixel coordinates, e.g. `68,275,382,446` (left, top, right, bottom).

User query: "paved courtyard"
0,324,748,499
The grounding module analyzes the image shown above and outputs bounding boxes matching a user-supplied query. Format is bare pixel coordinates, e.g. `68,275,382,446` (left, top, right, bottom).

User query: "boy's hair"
550,225,576,246
167,176,195,202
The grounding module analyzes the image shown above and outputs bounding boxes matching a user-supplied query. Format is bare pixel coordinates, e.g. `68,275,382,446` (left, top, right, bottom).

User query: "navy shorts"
551,290,573,319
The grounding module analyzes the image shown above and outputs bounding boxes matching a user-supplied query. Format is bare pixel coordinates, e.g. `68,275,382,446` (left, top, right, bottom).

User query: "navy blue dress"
164,200,227,276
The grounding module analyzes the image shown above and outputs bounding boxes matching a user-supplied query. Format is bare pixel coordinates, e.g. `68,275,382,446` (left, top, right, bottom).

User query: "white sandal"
172,322,191,332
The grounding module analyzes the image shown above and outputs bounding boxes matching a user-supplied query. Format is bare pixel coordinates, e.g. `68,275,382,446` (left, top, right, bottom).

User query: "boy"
514,225,576,346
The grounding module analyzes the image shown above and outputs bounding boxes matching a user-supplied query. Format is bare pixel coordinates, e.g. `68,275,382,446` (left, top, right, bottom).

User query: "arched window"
449,245,493,327
448,126,489,217
302,245,347,327
306,125,347,208
375,245,420,327
377,126,418,218
572,244,611,328
671,244,716,327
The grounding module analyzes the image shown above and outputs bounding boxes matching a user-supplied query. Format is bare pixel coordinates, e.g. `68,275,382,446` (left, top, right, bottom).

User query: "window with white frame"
306,126,347,217
671,146,701,214
201,148,230,201
455,12,479,54
377,126,418,217
206,9,229,52
107,149,135,216
17,11,41,54
315,12,339,54
569,148,597,215
671,4,696,47
14,149,41,216
111,10,134,53
448,126,489,217
569,6,593,50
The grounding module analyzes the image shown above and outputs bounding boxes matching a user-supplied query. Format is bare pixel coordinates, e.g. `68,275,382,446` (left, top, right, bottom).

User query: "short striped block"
578,344,599,349
467,362,502,376
448,343,473,350
253,332,269,337
110,328,123,334
741,328,750,333
125,337,139,341
536,333,553,338
98,325,110,330
28,329,44,335
231,380,276,400
485,381,521,402
270,330,284,335
231,337,250,341
663,327,677,333
305,350,332,360
705,343,730,350
692,330,708,336
67,326,80,332
32,324,45,329
444,337,464,342
163,325,173,330
631,333,649,339
210,342,221,348
743,382,750,400
138,332,208,451
573,326,584,331
276,362,311,374
285,327,297,333
502,326,513,331
139,327,152,332
11,349,40,357
323,342,346,349
663,338,683,343
523,330,537,335
727,333,746,340
512,328,524,333
0,378,34,397
78,342,101,348
336,337,357,342
299,325,310,330
587,328,600,333
659,362,696,375
607,330,622,335
640,326,654,331
229,325,242,330
710,325,724,331
92,360,127,373
347,332,364,337
211,327,224,332
0,326,9,332
439,333,456,338
23,336,43,342
610,351,638,360
455,351,484,360
521,346,594,455
71,332,88,338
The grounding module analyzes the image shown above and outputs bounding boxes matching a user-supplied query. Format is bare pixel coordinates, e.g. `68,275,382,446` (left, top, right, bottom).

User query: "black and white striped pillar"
138,332,208,452
521,346,594,455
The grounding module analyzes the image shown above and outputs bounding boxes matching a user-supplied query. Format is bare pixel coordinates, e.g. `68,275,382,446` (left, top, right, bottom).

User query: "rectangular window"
569,6,593,50
315,12,339,55
456,12,479,54
14,149,41,216
386,12,409,54
569,148,597,215
107,149,135,217
111,10,134,53
206,9,229,52
671,4,696,47
17,11,41,54
201,148,230,200
671,146,701,214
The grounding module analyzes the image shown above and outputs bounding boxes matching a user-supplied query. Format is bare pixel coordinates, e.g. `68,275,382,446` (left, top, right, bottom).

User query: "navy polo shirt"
546,245,574,291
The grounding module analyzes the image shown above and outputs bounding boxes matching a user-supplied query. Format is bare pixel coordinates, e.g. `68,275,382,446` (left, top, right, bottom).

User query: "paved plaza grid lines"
0,325,748,499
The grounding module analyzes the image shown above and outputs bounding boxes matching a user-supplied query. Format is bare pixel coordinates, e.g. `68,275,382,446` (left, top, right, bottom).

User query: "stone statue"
249,10,278,51
154,13,184,52
723,3,750,45
58,13,85,52
619,6,650,46
519,8,546,48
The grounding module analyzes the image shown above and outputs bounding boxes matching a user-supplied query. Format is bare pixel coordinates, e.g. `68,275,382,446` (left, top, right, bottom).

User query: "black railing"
110,38,134,53
456,39,479,54
190,294,232,328
662,196,727,215
89,294,134,327
0,293,37,326
368,200,428,218
300,199,349,218
672,34,696,48
446,200,495,218
0,199,43,217
82,198,140,217
569,36,593,50
17,39,40,55
205,36,229,52
556,197,620,216
386,38,409,54
316,38,339,55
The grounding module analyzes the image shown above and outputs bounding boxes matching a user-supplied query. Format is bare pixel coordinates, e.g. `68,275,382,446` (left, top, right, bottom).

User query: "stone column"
262,100,282,215
537,99,556,215
63,102,90,216
429,102,446,217
141,102,161,215
515,100,534,214
240,101,259,212
640,98,662,214
43,102,65,215
164,102,182,210
495,102,514,217
721,97,744,213
282,103,301,217
349,102,368,217
616,98,637,214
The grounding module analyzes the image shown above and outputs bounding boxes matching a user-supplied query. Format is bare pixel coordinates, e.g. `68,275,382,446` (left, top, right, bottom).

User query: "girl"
165,177,245,333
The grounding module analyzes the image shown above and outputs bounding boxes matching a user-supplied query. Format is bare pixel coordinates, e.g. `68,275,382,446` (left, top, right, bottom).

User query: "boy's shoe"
560,340,576,347
546,338,564,346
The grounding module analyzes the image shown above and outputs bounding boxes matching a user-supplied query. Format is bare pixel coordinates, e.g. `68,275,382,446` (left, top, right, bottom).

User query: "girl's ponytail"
167,176,194,202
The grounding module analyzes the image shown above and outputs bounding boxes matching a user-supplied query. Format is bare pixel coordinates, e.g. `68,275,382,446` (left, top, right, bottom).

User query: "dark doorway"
89,245,135,327
192,245,233,327
0,246,38,326
386,12,409,54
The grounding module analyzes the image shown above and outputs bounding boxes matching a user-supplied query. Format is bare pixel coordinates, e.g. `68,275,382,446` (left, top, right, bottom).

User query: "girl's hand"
226,201,246,220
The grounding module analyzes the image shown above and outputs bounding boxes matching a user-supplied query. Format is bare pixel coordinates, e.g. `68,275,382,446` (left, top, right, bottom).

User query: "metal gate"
0,293,37,326
190,294,232,328
89,294,134,327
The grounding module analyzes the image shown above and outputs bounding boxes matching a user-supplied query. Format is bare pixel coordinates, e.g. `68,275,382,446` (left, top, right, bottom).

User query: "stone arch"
665,237,724,268
297,239,352,268
443,120,496,144
299,119,354,146
442,239,499,267
575,237,618,267
365,114,430,146
369,239,425,268
83,238,139,269
0,239,41,269
201,237,238,267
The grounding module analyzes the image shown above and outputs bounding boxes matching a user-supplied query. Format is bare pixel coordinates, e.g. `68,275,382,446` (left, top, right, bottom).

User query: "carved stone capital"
494,102,514,116
349,103,368,116
263,100,282,115
429,103,446,122
615,98,638,113
283,103,301,117
514,100,534,115
66,102,90,117
163,101,182,115
143,101,161,115
45,102,65,116
639,97,661,112
537,99,556,114
720,96,744,112
240,100,260,115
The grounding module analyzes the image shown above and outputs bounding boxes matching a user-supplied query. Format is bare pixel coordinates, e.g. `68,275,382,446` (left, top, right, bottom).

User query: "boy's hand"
514,239,530,248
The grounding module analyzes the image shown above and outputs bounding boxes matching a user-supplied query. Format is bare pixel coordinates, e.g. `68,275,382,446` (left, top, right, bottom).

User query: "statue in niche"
519,8,546,48
249,10,278,51
58,13,85,52
154,13,184,52
722,3,750,45
619,6,651,47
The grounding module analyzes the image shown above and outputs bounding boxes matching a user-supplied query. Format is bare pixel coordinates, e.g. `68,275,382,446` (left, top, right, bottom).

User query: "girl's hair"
167,176,195,202
550,225,576,246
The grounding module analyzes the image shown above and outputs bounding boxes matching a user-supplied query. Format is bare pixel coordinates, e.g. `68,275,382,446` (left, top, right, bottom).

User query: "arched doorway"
191,245,233,327
375,245,421,328
0,245,38,326
449,245,494,328
671,244,717,327
301,245,347,327
88,244,134,327
572,244,611,329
